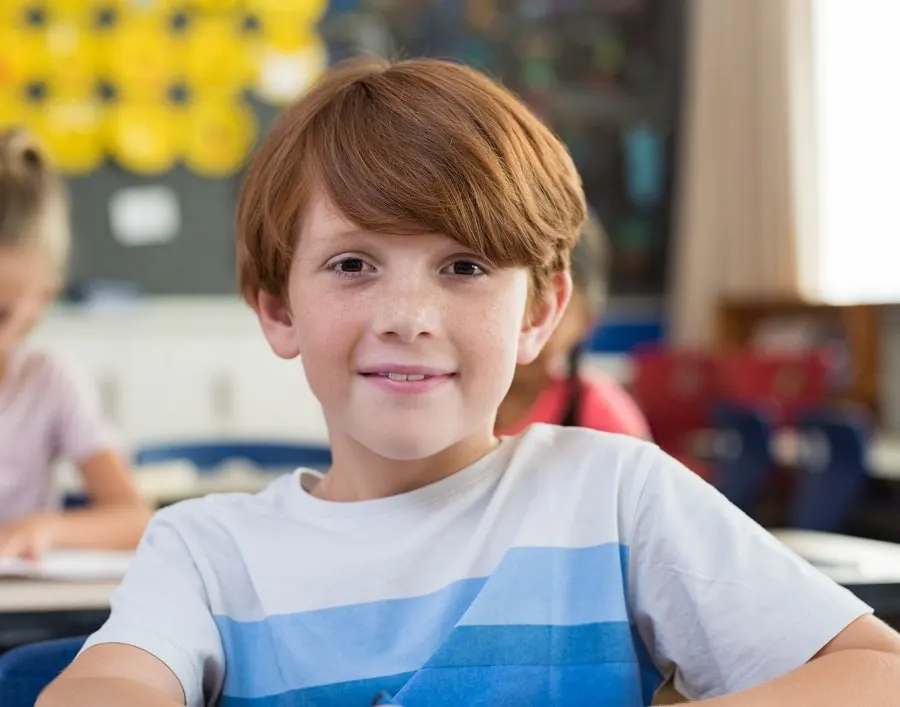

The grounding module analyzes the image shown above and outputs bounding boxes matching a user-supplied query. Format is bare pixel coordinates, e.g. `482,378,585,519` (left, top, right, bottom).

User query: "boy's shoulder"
506,424,733,536
509,422,661,479
499,423,671,514
153,470,303,530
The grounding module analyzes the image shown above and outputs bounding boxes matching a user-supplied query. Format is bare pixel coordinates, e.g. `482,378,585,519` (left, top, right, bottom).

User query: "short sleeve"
81,509,225,707
625,445,872,701
49,358,118,463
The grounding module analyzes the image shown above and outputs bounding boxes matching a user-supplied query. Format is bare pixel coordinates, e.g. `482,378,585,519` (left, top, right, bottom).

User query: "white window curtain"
669,0,817,346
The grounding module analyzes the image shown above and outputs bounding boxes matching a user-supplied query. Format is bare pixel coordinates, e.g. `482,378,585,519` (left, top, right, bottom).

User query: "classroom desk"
774,529,900,618
133,465,286,506
58,462,294,507
0,579,116,613
0,579,116,650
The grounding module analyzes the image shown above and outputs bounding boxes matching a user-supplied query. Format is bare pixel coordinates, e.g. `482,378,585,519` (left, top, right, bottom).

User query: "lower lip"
360,373,455,395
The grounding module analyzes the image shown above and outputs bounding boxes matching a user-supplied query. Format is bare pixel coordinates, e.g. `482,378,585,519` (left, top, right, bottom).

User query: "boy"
41,58,900,707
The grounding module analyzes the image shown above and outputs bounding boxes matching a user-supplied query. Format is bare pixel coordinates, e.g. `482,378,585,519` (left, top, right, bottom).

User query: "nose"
371,274,441,343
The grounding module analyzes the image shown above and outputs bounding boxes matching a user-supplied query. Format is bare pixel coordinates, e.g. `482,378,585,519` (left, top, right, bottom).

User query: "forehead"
299,193,358,245
297,193,443,252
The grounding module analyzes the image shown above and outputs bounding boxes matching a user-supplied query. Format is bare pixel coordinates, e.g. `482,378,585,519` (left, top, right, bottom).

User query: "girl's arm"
0,449,152,558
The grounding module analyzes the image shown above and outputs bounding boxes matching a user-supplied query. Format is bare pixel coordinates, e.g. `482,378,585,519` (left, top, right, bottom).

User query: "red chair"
716,352,830,425
632,348,718,480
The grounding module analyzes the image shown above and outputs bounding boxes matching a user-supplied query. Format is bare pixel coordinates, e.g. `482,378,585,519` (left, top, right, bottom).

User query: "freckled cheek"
294,303,364,369
454,301,521,382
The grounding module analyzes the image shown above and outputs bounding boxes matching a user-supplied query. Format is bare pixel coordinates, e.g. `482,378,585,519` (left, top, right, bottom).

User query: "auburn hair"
236,56,586,304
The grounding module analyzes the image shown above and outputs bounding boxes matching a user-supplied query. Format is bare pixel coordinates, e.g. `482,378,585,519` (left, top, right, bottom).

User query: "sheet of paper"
0,550,133,581
109,185,180,247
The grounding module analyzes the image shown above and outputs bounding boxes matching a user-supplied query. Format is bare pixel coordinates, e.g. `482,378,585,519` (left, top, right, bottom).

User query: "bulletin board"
65,106,277,296
0,0,326,295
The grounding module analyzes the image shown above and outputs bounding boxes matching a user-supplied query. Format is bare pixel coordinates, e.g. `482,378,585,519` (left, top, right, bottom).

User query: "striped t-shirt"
83,424,870,706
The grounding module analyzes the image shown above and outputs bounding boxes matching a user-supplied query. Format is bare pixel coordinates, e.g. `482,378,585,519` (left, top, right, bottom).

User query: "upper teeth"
385,373,426,382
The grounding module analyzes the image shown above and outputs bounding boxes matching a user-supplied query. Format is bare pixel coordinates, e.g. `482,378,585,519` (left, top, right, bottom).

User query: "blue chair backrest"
134,441,332,472
0,636,84,707
789,410,869,532
712,404,774,515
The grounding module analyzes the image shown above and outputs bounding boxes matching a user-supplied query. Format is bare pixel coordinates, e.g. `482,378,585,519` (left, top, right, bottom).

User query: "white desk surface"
867,436,900,481
773,529,900,585
58,462,293,507
0,579,117,613
133,466,285,505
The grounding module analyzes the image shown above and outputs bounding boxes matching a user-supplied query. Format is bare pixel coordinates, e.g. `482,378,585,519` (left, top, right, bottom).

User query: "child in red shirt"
496,213,649,438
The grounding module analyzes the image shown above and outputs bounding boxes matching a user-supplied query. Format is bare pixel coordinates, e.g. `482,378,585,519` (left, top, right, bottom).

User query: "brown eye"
328,257,373,277
448,260,485,277
336,258,365,273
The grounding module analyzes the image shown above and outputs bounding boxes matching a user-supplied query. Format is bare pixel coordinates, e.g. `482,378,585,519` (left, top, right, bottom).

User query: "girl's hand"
0,513,62,559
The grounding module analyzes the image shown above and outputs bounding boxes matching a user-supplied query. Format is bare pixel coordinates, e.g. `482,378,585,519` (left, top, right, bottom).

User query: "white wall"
31,298,329,449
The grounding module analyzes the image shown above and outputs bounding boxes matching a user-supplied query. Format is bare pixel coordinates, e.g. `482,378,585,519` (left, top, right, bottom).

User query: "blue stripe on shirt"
219,623,649,706
215,543,643,700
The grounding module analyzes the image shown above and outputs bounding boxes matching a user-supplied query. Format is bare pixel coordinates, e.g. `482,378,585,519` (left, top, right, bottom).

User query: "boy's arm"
624,444,880,701
38,644,186,707
698,615,900,705
39,508,226,707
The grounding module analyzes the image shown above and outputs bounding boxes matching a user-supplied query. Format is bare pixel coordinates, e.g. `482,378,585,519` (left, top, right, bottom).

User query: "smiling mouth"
363,372,454,382
378,372,428,382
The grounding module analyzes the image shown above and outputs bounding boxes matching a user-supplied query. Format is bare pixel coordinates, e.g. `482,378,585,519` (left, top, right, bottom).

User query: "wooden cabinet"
715,300,882,415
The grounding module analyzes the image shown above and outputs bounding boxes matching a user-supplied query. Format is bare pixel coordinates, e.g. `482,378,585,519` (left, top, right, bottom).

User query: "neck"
313,427,501,502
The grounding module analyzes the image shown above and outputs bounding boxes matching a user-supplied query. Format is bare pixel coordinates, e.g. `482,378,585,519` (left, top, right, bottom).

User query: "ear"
255,289,301,359
517,270,573,365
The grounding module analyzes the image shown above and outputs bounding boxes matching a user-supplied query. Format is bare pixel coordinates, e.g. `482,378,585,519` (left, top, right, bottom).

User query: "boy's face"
256,195,570,462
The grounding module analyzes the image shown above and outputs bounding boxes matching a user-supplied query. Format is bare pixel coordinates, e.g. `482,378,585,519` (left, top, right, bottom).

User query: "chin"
355,427,458,462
